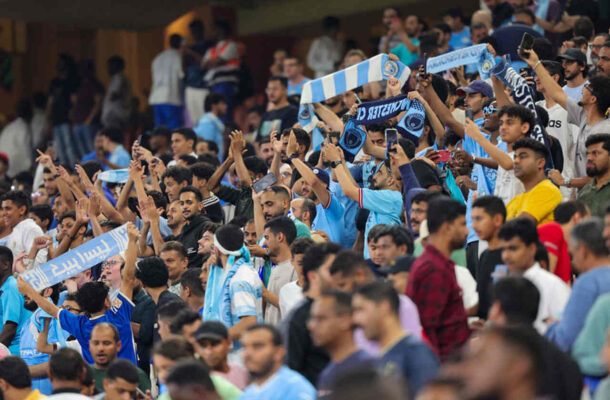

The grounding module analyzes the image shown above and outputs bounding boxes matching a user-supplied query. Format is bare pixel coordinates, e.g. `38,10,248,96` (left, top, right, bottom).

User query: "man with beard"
597,41,610,77
177,186,211,269
408,190,442,236
407,197,470,360
256,186,311,239
558,49,588,102
197,221,219,264
256,76,298,141
89,323,150,393
240,324,315,400
288,132,344,244
283,242,340,385
257,137,274,168
578,134,610,217
289,198,316,230
18,283,61,395
166,199,186,236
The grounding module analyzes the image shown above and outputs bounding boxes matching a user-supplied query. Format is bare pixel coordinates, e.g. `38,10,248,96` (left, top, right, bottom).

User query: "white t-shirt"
279,281,303,318
4,218,46,266
455,265,478,310
524,263,571,334
149,48,184,106
494,150,525,204
265,260,298,326
0,117,32,177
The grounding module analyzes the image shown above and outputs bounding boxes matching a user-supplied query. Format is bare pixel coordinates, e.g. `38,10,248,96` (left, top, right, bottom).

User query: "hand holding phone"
252,173,278,193
436,150,451,163
519,33,535,59
385,128,398,153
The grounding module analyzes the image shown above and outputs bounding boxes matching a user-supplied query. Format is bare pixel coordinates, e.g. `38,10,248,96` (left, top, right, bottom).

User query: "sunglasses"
483,104,498,116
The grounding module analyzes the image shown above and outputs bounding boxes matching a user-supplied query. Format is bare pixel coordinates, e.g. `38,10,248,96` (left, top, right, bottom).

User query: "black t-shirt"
256,105,298,141
476,248,503,319
49,77,78,125
178,214,211,269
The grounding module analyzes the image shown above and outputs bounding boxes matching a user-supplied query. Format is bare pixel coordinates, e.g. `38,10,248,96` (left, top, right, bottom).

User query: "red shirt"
538,222,571,283
406,244,470,360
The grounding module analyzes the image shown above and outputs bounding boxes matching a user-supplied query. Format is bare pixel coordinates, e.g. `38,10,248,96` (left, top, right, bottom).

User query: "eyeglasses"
62,305,82,313
101,260,121,268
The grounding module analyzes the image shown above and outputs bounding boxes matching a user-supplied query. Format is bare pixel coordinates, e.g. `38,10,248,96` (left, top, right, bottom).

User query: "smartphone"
465,109,474,121
436,150,451,163
385,128,398,153
519,33,535,58
422,52,428,74
252,173,278,193
520,67,532,76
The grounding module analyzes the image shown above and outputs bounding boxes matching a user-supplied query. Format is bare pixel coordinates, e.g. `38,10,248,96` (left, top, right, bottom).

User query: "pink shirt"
212,364,249,390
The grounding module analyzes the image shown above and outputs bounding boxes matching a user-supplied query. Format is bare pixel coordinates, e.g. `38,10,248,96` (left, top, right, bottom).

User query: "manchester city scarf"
426,44,496,80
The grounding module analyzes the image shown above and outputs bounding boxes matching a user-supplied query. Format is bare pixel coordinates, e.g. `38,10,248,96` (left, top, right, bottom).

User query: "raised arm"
421,72,465,137
312,103,344,133
408,91,445,146
17,278,60,320
120,222,139,300
269,133,283,180
325,143,359,201
288,132,331,207
464,119,514,170
230,130,252,188
520,48,567,110
208,152,234,193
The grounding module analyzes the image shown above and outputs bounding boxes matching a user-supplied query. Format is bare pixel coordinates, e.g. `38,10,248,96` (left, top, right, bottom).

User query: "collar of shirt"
592,176,610,191
422,244,455,270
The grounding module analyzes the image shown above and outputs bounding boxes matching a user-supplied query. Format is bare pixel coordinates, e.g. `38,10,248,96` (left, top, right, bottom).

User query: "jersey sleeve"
230,274,259,318
58,309,83,335
323,194,344,218
109,292,134,322
359,188,403,215
1,286,23,325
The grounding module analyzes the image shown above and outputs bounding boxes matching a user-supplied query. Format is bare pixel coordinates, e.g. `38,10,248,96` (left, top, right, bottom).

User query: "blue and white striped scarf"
426,44,496,80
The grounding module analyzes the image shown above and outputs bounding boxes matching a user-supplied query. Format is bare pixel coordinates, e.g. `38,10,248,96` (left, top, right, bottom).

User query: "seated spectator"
0,356,46,400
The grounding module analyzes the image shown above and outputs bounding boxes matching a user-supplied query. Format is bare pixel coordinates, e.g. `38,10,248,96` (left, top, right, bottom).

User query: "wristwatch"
564,177,571,188
288,154,299,163
329,161,341,169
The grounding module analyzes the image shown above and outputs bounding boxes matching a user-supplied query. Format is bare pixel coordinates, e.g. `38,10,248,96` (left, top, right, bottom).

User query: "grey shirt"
264,259,297,326
566,97,610,177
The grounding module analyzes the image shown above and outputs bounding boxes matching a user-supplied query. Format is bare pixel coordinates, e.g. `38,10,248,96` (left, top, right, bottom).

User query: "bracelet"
472,156,477,165
564,177,571,188
288,154,299,162
533,61,542,71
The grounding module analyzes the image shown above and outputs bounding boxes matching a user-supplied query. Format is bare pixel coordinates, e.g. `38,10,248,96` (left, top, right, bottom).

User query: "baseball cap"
193,321,229,342
379,255,416,276
557,48,586,65
312,167,330,188
0,152,8,166
457,80,494,99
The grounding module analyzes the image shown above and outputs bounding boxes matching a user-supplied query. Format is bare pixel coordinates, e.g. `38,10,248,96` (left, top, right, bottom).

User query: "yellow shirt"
506,179,562,225
24,390,46,400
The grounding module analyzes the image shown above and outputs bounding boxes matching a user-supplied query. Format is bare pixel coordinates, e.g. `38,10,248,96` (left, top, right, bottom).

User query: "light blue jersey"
449,27,472,50
240,366,316,400
311,193,345,244
109,144,131,168
359,188,403,258
288,78,311,96
330,181,358,248
194,112,225,159
0,276,31,355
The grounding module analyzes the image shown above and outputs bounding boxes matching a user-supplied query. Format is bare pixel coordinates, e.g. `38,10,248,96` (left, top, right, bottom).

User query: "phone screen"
252,173,278,193
385,128,398,153
422,52,428,74
519,33,535,58
436,150,451,163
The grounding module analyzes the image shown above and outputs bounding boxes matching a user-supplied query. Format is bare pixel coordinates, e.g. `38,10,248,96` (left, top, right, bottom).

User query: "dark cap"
557,48,587,65
312,167,330,188
379,254,416,275
456,80,493,98
193,321,228,341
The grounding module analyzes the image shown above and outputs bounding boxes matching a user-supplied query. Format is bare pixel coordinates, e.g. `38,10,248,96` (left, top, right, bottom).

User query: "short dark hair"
106,359,140,385
329,250,369,276
172,128,197,144
204,92,225,112
269,75,288,88
585,134,610,152
541,60,564,85
29,204,54,227
290,237,314,257
411,189,442,205
197,153,220,167
179,268,205,297
99,127,123,144
320,290,353,315
59,211,76,225
472,195,507,222
370,225,414,254
573,16,594,39
498,105,535,135
281,128,311,152
135,257,170,288
355,280,400,315
243,156,268,176
245,323,282,346
160,241,188,259
498,218,539,246
302,242,342,292
215,224,244,252
570,218,609,257
80,160,103,181
264,216,297,245
514,7,535,22
158,300,188,321
166,359,216,392
153,336,194,360
0,246,14,270
190,162,215,181
427,197,466,234
434,22,451,34
300,198,317,223
513,137,548,160
170,308,202,335
169,34,182,49
147,190,168,211
76,281,109,315
179,185,203,202
553,200,587,224
586,75,610,116
162,166,193,185
202,221,220,234
0,356,31,388
49,347,85,381
443,7,465,22
1,190,31,213
100,220,123,230
178,154,198,166
151,126,172,140
431,74,449,104
533,37,555,61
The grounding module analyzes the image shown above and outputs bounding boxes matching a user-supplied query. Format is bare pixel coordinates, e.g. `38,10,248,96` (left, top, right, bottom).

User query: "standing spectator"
0,100,33,178
97,127,131,170
30,92,47,152
353,281,438,396
193,93,227,158
269,49,287,77
149,34,184,130
307,16,343,78
131,283,156,376
47,54,79,166
201,21,241,119
506,139,562,225
101,56,132,131
257,76,298,141
241,324,316,400
183,19,215,126
578,134,610,217
0,356,47,400
443,7,472,50
498,218,570,333
558,49,588,102
284,56,310,96
1,191,46,265
279,237,313,317
382,15,421,67
378,7,404,54
0,246,30,355
308,290,373,394
546,219,610,351
406,197,470,360
71,60,104,159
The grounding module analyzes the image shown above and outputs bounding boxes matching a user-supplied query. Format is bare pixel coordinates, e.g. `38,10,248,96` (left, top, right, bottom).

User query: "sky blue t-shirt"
240,366,316,400
311,193,345,244
109,145,131,168
194,112,225,159
288,78,311,96
58,292,136,364
449,26,472,50
330,181,358,248
0,276,31,355
134,216,173,245
360,188,403,258
390,38,421,67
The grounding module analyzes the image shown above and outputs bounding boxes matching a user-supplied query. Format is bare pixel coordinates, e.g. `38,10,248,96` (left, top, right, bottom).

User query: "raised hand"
126,222,140,242
230,130,245,156
75,198,90,225
389,142,410,167
286,130,298,157
35,149,56,172
88,191,101,217
324,143,341,163
74,164,94,191
387,76,402,97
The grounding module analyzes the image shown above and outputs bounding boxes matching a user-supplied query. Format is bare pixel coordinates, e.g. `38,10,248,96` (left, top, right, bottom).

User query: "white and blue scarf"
427,44,496,80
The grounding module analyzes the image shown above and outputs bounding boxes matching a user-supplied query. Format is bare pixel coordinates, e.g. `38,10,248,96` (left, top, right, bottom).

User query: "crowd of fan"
0,1,609,400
